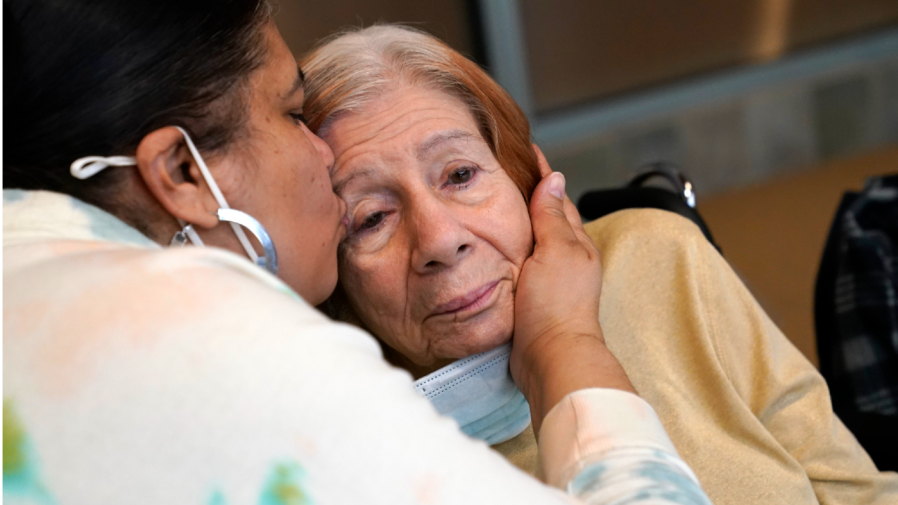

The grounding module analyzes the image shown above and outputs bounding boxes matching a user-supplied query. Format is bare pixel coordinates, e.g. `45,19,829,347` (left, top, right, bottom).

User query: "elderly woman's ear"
135,126,222,231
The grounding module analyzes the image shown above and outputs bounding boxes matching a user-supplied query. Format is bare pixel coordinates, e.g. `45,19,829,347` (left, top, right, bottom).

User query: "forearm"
519,329,636,434
497,152,709,502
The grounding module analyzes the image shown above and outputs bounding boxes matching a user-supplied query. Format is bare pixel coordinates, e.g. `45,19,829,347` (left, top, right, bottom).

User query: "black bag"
815,173,898,471
576,162,721,252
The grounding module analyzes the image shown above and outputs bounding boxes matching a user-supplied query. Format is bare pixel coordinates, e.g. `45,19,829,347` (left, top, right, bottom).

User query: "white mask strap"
171,127,258,263
175,218,206,247
69,128,259,264
70,156,137,179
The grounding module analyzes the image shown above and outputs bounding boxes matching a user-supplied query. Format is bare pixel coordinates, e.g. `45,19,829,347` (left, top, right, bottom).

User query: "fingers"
532,144,598,258
561,196,598,260
533,144,579,227
529,171,581,249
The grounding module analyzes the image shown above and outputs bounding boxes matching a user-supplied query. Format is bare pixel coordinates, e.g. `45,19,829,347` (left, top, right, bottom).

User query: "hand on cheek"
510,145,636,434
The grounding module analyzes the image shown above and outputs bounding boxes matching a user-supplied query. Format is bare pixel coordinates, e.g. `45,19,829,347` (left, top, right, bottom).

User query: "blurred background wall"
275,1,898,366
274,0,481,64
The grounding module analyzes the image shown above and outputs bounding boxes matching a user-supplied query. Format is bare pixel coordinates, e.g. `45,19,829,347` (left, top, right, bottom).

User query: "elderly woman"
301,24,898,505
3,1,713,503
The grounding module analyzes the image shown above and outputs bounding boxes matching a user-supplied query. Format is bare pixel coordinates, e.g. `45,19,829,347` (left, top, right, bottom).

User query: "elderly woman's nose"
409,201,473,272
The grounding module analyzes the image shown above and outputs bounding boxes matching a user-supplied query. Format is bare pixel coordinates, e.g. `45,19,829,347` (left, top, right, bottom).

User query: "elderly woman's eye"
447,167,475,185
358,211,387,231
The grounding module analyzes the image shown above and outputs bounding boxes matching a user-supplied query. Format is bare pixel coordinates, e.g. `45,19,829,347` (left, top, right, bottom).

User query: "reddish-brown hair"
300,24,539,200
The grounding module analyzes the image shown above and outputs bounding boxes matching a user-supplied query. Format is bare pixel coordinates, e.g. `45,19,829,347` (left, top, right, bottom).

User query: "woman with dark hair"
3,1,711,503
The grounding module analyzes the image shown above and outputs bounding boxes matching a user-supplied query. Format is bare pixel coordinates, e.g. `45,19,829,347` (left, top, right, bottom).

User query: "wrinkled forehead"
323,85,490,184
333,130,489,197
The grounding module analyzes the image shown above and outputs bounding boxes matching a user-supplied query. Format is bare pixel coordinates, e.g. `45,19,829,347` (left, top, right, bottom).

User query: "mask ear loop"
171,211,277,275
70,128,277,275
71,156,137,179
172,126,259,265
170,219,205,247
216,208,278,274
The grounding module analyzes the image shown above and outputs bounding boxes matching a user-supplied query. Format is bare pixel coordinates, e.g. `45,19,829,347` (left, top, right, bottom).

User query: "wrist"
515,329,636,433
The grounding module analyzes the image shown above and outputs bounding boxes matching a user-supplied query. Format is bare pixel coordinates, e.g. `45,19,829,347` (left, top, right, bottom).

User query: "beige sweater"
493,209,898,505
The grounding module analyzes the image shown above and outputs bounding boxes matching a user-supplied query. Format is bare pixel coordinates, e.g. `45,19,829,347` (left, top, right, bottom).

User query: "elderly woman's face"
323,85,533,368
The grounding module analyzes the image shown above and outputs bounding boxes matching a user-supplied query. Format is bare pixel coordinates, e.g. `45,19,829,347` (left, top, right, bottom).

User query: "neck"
380,342,454,380
106,169,182,246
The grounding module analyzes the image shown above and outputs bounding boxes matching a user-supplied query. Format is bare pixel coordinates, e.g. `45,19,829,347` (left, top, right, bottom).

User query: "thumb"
529,171,579,247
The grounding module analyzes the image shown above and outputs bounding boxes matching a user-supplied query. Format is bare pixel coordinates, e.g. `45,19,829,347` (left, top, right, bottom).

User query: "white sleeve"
3,247,712,505
541,389,713,504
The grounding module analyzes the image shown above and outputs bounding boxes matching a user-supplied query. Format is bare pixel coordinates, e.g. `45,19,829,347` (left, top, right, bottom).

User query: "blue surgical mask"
414,343,531,445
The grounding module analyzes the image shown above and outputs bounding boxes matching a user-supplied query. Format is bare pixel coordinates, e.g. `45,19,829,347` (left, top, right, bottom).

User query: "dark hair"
3,0,270,210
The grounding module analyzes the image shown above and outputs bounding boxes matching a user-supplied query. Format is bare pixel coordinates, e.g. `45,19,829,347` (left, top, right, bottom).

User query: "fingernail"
547,172,565,200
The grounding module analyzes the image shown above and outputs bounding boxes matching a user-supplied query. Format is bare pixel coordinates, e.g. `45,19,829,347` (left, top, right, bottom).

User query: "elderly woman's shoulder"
584,208,709,253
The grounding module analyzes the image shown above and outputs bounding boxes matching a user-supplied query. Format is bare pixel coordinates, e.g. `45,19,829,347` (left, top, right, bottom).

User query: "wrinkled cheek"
339,263,372,312
340,262,397,327
504,223,534,276
514,209,535,264
374,300,423,358
492,192,534,269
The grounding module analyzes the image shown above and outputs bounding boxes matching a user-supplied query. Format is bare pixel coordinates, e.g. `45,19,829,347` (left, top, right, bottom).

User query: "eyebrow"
417,129,479,161
333,130,481,195
333,168,375,196
283,66,305,99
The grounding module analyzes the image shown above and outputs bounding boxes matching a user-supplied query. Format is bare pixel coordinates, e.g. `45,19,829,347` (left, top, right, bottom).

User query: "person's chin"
425,282,515,359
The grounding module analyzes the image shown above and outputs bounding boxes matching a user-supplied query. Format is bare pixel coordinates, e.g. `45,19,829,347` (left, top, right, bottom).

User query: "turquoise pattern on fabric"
569,452,711,505
637,460,699,489
208,489,227,505
3,189,27,203
69,197,156,247
273,282,302,301
3,422,57,505
569,462,608,495
259,461,311,505
629,460,710,505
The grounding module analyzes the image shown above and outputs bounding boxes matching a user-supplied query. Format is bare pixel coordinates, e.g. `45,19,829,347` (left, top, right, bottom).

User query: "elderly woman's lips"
430,280,501,316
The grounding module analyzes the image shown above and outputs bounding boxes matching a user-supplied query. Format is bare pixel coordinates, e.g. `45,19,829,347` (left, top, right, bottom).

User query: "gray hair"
301,23,539,201
301,25,490,141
